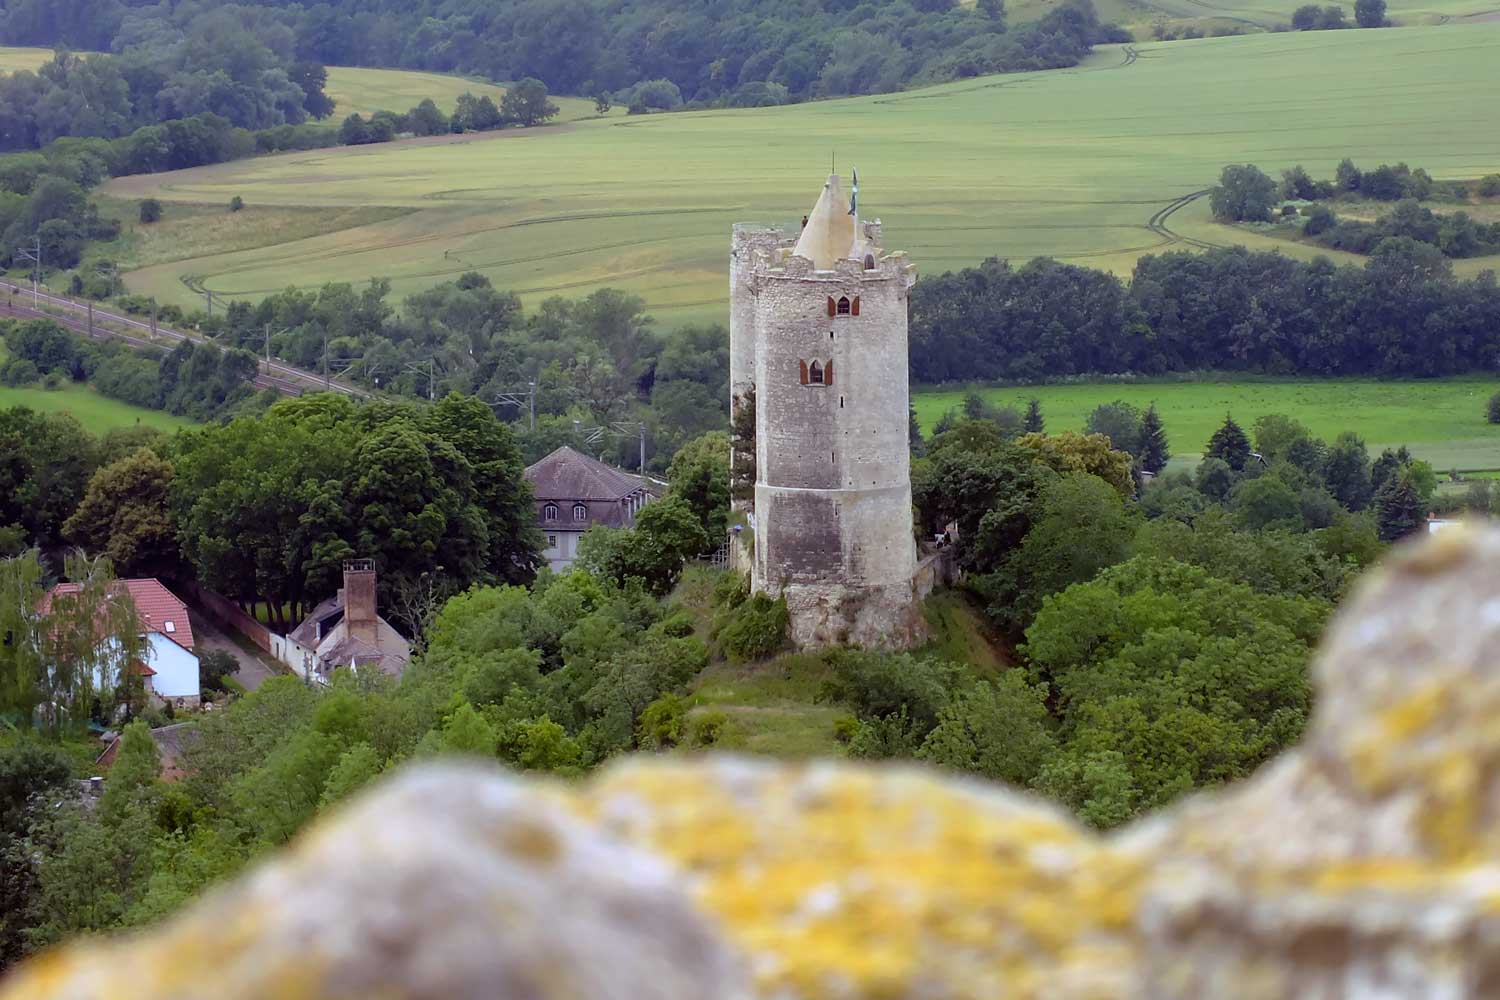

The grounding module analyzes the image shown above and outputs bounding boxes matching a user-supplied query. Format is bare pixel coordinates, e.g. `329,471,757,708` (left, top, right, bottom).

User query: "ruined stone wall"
14,526,1500,1000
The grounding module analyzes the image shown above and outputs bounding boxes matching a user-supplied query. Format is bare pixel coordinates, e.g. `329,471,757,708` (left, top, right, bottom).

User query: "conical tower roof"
792,174,856,270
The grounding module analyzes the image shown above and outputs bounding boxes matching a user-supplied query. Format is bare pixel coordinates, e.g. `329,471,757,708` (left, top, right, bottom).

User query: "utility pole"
322,327,330,390
403,360,435,400
16,236,40,309
201,289,214,319
491,380,537,430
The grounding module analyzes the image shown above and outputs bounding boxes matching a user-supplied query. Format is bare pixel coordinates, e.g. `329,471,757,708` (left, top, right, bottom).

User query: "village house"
524,445,662,571
286,559,411,681
39,578,200,704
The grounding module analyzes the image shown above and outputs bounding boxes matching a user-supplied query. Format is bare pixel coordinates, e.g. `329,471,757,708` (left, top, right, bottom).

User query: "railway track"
0,281,369,399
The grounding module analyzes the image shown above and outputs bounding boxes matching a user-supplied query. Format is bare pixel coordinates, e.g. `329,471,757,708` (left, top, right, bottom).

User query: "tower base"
778,581,928,651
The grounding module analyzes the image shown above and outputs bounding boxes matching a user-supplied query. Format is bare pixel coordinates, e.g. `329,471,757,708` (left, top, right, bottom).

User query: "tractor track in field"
1146,188,1224,250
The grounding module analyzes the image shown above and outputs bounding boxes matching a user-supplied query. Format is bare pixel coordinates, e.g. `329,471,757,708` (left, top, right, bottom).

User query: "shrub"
1479,174,1500,198
0,357,39,386
688,710,728,747
138,198,162,223
1488,391,1500,425
1304,204,1336,235
637,693,686,749
201,650,241,695
228,195,244,212
718,593,789,662
832,715,860,743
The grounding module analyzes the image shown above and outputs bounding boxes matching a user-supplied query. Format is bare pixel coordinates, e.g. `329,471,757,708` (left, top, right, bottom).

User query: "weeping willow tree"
0,550,144,737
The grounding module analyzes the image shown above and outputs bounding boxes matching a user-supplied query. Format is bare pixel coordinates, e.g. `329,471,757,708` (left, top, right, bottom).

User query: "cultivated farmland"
106,25,1500,323
912,378,1500,472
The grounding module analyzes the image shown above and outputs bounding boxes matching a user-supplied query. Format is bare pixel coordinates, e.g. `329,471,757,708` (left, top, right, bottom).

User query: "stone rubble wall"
9,525,1500,999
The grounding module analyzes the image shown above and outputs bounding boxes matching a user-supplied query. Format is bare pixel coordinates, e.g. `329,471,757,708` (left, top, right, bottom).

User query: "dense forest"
909,243,1500,382
0,0,1120,109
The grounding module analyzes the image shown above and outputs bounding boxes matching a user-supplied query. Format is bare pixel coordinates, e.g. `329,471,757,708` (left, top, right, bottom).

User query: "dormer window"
573,503,588,521
544,503,558,521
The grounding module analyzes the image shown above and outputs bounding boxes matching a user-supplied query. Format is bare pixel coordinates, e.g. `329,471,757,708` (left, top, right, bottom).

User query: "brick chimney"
343,559,379,646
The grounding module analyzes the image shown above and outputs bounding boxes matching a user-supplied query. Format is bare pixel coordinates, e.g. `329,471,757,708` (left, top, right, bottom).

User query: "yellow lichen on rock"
8,524,1500,999
584,759,1143,999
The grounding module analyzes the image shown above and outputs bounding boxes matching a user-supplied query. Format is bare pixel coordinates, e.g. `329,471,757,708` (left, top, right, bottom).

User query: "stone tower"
729,173,923,648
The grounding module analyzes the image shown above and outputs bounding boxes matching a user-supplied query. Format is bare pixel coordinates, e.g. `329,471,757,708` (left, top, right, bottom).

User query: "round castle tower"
729,174,924,648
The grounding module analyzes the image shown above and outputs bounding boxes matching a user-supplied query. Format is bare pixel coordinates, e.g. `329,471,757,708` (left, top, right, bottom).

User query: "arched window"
573,503,588,522
864,254,876,270
544,503,558,521
809,361,824,385
837,296,851,316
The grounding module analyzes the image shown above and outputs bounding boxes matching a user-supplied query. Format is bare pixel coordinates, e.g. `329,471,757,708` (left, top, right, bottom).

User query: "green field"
0,45,58,73
913,377,1500,472
1000,0,1500,32
0,382,195,435
318,67,609,124
102,25,1500,323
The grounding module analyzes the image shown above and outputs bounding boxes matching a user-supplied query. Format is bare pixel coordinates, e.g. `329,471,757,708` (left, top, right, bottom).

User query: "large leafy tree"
576,496,709,596
173,394,540,630
63,449,179,579
666,431,730,549
1210,164,1279,222
0,407,97,549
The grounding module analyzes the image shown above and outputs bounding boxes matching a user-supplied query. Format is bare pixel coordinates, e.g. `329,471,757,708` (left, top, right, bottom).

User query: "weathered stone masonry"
729,174,924,648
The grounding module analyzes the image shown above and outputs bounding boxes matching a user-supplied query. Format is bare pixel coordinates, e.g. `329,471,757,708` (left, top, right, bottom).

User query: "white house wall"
146,632,200,699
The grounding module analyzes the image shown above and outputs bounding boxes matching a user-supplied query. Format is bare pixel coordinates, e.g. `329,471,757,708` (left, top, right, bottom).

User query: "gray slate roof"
525,446,652,502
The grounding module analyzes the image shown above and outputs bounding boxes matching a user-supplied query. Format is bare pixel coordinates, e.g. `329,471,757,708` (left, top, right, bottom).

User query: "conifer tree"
1205,414,1251,471
1024,399,1044,434
1138,404,1169,475
1375,471,1425,542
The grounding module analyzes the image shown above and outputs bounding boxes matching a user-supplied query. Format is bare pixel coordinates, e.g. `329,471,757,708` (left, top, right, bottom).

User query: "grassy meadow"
0,382,194,434
999,0,1500,31
913,378,1500,472
102,24,1500,322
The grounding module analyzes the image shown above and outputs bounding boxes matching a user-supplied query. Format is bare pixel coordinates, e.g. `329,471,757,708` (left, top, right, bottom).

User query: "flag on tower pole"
848,167,858,216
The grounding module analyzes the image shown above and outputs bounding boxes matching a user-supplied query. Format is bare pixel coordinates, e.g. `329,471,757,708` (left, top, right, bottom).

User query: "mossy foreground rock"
8,526,1500,999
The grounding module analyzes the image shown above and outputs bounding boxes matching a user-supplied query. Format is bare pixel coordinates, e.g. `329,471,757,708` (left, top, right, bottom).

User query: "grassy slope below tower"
673,568,1012,758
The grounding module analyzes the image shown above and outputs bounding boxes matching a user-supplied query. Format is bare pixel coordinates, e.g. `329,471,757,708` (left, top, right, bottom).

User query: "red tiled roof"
40,579,195,650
